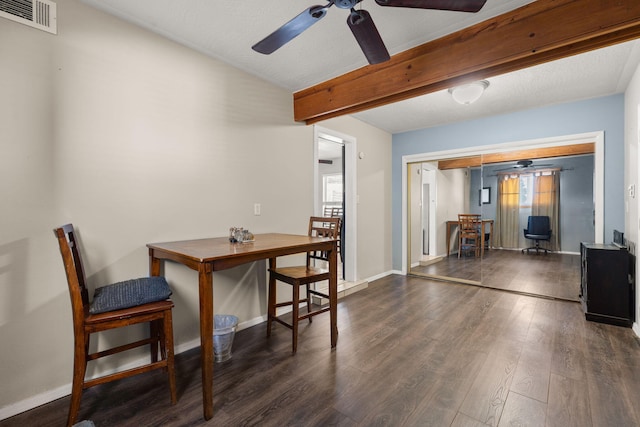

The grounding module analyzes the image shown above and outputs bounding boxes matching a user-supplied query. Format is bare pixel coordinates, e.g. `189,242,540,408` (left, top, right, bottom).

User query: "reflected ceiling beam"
438,156,482,170
438,143,595,170
294,0,640,124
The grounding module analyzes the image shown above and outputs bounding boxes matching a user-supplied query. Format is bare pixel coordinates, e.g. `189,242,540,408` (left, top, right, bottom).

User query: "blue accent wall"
392,94,624,270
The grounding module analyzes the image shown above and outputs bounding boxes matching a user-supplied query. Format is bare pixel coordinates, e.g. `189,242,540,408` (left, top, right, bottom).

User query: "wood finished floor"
411,250,581,301
3,274,640,427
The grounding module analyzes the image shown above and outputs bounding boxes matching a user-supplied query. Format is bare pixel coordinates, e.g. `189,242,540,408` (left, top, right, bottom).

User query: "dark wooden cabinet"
580,242,634,327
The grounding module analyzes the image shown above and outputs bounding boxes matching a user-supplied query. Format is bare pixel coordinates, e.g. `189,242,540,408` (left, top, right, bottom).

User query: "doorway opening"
317,134,344,279
314,125,357,284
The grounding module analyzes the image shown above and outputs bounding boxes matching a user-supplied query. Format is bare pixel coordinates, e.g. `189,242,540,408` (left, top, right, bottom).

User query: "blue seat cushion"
89,276,172,314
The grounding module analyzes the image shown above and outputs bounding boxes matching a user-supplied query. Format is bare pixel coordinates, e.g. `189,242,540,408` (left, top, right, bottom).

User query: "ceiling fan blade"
374,0,487,13
252,5,330,54
347,9,390,65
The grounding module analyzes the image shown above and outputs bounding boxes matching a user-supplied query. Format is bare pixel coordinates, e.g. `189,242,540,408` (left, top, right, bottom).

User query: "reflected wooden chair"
54,224,177,427
458,214,482,258
267,216,340,353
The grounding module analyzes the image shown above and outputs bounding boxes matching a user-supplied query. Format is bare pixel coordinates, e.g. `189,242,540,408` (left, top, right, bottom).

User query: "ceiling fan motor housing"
335,0,362,9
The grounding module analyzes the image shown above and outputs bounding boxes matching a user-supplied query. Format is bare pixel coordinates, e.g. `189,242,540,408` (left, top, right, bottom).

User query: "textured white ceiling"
354,40,640,133
82,0,640,133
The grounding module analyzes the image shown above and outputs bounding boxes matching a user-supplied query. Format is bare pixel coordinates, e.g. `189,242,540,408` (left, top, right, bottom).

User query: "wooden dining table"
147,233,338,420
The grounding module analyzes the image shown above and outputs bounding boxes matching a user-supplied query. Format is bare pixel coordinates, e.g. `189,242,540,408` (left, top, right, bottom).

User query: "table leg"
148,250,162,362
329,241,338,347
446,222,452,256
149,249,161,276
198,263,214,420
267,258,276,337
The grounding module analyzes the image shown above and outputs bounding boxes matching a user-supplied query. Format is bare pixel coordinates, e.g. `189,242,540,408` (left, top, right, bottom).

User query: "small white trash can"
213,314,238,363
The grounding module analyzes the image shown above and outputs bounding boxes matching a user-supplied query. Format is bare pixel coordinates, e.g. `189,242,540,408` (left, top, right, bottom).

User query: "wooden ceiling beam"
438,157,482,170
294,0,640,124
481,143,595,166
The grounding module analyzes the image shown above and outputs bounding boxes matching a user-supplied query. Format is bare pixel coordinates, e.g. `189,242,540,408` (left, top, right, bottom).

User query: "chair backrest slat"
458,214,481,234
54,224,90,326
307,216,340,264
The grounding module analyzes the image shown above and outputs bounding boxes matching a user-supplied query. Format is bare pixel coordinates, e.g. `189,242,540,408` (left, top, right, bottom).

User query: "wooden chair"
324,206,344,261
458,214,482,258
53,224,177,427
267,216,340,353
323,206,343,218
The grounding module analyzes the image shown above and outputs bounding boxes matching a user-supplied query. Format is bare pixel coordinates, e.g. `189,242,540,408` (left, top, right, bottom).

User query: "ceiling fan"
252,0,488,65
495,160,555,171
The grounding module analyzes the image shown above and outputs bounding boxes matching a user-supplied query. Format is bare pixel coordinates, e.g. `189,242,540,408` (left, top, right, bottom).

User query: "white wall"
0,0,391,417
625,61,640,337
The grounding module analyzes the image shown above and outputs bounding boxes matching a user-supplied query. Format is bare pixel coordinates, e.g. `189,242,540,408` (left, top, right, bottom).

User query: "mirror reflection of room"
409,158,483,284
409,150,595,301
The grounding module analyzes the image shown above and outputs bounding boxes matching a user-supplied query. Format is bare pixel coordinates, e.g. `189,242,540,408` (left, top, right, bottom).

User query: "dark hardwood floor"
3,274,640,426
411,250,581,301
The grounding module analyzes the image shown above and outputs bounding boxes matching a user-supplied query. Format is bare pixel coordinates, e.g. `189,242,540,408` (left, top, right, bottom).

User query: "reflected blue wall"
475,156,595,252
392,94,624,270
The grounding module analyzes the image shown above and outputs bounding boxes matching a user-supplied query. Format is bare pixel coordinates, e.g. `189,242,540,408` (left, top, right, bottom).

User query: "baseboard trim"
0,314,268,421
0,383,71,422
366,270,394,282
174,315,266,355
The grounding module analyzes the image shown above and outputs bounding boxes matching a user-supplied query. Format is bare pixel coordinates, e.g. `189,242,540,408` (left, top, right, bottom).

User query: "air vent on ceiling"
0,0,56,34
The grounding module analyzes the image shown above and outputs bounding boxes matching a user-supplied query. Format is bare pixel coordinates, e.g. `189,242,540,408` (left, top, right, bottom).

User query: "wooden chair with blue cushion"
522,215,552,254
54,224,177,427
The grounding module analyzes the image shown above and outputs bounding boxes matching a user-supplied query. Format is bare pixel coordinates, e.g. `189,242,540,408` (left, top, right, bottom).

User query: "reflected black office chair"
522,216,552,254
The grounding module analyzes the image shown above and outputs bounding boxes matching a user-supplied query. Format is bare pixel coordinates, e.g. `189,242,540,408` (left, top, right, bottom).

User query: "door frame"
314,125,357,282
401,131,605,275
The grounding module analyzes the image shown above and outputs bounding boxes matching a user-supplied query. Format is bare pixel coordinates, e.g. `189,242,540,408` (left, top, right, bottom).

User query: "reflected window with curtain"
495,175,520,248
532,171,560,250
